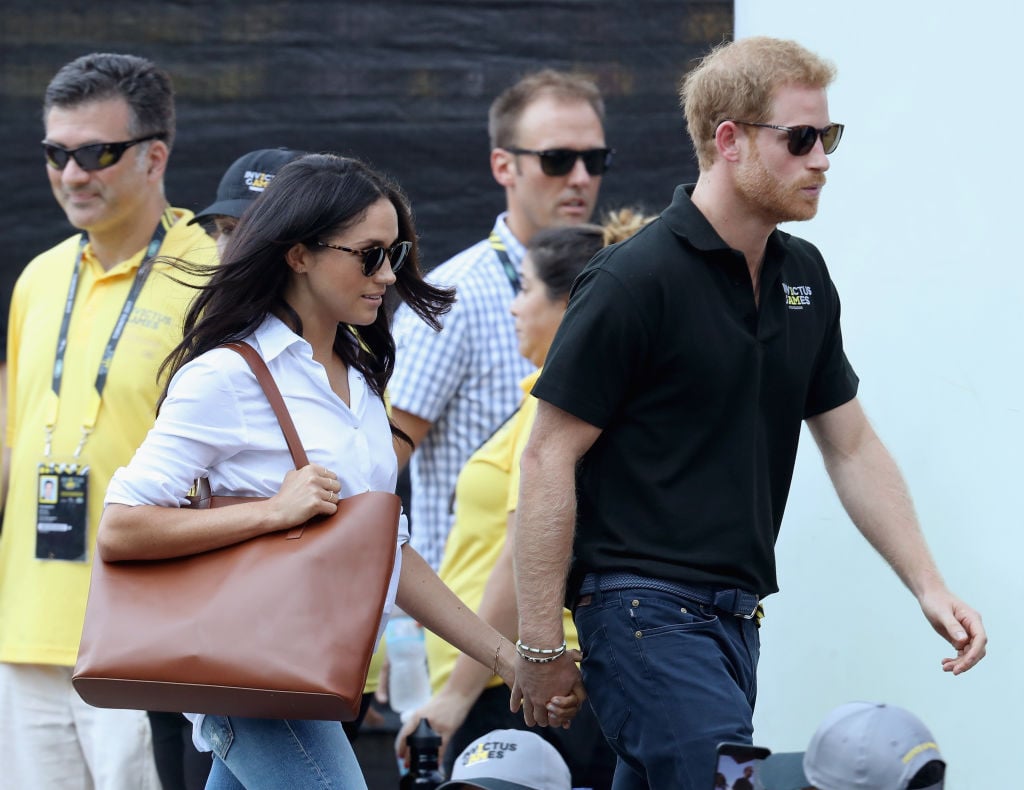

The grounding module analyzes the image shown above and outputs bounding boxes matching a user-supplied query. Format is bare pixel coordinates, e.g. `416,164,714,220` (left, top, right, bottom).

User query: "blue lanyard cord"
50,235,89,398
47,210,174,454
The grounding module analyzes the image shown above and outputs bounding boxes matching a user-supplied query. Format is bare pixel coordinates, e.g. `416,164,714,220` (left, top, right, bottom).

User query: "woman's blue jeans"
200,715,367,789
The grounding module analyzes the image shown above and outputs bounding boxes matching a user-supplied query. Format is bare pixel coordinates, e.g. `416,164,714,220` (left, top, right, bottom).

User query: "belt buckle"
737,599,758,620
713,587,759,619
723,589,758,619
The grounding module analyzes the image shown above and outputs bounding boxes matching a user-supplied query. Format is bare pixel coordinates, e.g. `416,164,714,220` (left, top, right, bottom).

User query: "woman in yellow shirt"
399,211,652,788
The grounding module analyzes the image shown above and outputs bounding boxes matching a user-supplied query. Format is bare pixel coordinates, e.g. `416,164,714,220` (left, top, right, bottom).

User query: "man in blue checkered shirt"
391,69,611,571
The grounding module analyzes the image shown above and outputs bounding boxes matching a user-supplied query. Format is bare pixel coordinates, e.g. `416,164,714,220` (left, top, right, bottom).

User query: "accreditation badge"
35,461,89,561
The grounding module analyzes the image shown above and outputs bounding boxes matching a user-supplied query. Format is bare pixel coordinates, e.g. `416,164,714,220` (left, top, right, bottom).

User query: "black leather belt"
579,572,759,619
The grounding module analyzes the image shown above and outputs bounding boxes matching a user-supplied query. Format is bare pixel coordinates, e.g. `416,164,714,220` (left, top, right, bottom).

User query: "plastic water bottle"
385,609,432,715
399,718,444,789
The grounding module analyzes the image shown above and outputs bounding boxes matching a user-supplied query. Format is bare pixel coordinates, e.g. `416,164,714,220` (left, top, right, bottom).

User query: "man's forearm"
514,443,575,646
812,401,987,672
816,415,945,599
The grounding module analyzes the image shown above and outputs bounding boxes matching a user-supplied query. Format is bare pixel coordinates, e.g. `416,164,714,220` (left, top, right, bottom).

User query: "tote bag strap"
222,342,309,471
218,342,322,541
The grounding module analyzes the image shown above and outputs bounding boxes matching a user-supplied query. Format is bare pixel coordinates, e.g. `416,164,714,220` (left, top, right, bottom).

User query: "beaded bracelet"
515,639,567,662
517,650,565,664
512,639,569,659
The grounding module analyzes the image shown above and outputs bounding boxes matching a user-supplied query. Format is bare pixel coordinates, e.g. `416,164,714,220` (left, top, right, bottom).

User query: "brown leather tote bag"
73,342,401,721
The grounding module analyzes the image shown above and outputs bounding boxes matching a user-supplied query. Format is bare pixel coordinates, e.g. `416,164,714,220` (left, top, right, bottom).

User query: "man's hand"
510,652,586,727
809,400,988,676
919,588,987,674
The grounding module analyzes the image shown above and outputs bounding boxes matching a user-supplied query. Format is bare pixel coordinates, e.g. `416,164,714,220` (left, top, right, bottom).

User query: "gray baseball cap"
760,702,945,790
438,729,571,790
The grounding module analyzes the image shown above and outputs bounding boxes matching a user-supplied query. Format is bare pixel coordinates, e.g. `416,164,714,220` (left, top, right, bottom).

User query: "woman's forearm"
396,544,516,687
98,465,343,562
438,512,520,699
97,501,281,562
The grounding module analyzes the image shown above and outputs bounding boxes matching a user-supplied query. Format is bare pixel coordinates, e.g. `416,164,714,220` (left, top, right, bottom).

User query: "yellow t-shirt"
0,209,217,666
425,369,578,693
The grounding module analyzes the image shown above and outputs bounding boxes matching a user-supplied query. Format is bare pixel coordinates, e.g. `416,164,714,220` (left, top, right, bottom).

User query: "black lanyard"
45,209,174,457
488,231,521,294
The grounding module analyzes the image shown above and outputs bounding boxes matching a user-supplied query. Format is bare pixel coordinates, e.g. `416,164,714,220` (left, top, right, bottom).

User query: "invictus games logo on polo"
128,307,173,331
782,282,813,309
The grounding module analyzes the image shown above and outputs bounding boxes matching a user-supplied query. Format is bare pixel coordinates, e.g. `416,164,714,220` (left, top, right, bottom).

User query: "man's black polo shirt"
533,185,859,604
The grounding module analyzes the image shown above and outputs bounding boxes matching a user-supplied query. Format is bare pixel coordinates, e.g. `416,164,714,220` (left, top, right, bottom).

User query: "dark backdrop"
0,0,732,328
0,4,732,784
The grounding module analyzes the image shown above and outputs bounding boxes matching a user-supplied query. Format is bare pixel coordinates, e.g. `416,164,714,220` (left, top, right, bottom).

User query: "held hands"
510,649,586,728
265,464,341,530
499,638,583,728
919,586,987,674
394,640,585,768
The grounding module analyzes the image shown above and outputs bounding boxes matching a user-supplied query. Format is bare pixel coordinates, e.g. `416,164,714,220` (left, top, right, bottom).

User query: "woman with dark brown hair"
98,154,571,789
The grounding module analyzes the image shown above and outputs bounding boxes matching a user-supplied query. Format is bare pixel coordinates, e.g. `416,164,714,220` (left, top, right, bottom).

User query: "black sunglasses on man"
727,121,844,156
42,133,167,172
504,146,614,177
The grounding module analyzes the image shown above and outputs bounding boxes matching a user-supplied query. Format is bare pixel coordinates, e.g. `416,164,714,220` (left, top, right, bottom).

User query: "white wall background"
734,1,1020,784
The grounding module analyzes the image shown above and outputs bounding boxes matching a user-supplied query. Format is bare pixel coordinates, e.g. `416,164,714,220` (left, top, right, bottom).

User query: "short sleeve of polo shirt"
532,263,653,429
390,299,469,422
803,274,859,418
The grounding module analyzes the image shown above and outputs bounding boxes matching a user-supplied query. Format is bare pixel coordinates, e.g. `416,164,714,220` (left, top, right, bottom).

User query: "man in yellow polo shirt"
0,53,216,789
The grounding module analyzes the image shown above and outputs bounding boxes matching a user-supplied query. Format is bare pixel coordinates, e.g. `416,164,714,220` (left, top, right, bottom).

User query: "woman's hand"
264,464,340,530
545,689,582,728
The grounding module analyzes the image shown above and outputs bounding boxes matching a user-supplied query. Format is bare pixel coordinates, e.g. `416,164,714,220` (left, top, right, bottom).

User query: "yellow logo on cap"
466,743,490,766
902,741,939,763
243,170,275,192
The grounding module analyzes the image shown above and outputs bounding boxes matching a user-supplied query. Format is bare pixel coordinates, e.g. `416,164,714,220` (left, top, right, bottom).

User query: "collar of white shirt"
250,313,306,364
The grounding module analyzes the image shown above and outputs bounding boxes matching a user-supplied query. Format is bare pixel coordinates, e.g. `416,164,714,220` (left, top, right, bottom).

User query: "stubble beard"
736,144,822,225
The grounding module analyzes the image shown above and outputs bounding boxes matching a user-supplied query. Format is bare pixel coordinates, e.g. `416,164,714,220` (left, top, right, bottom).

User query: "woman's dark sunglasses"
505,146,614,177
315,240,413,277
42,133,167,172
729,121,844,156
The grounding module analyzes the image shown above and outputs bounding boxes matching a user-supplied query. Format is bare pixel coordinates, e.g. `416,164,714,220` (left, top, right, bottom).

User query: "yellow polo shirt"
425,370,578,693
0,209,216,666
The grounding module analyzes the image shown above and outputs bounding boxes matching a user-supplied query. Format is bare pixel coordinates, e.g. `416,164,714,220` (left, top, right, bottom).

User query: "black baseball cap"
189,147,306,224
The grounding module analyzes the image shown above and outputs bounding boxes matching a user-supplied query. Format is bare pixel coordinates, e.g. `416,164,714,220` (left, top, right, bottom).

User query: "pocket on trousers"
200,715,235,760
627,589,719,637
577,622,630,744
